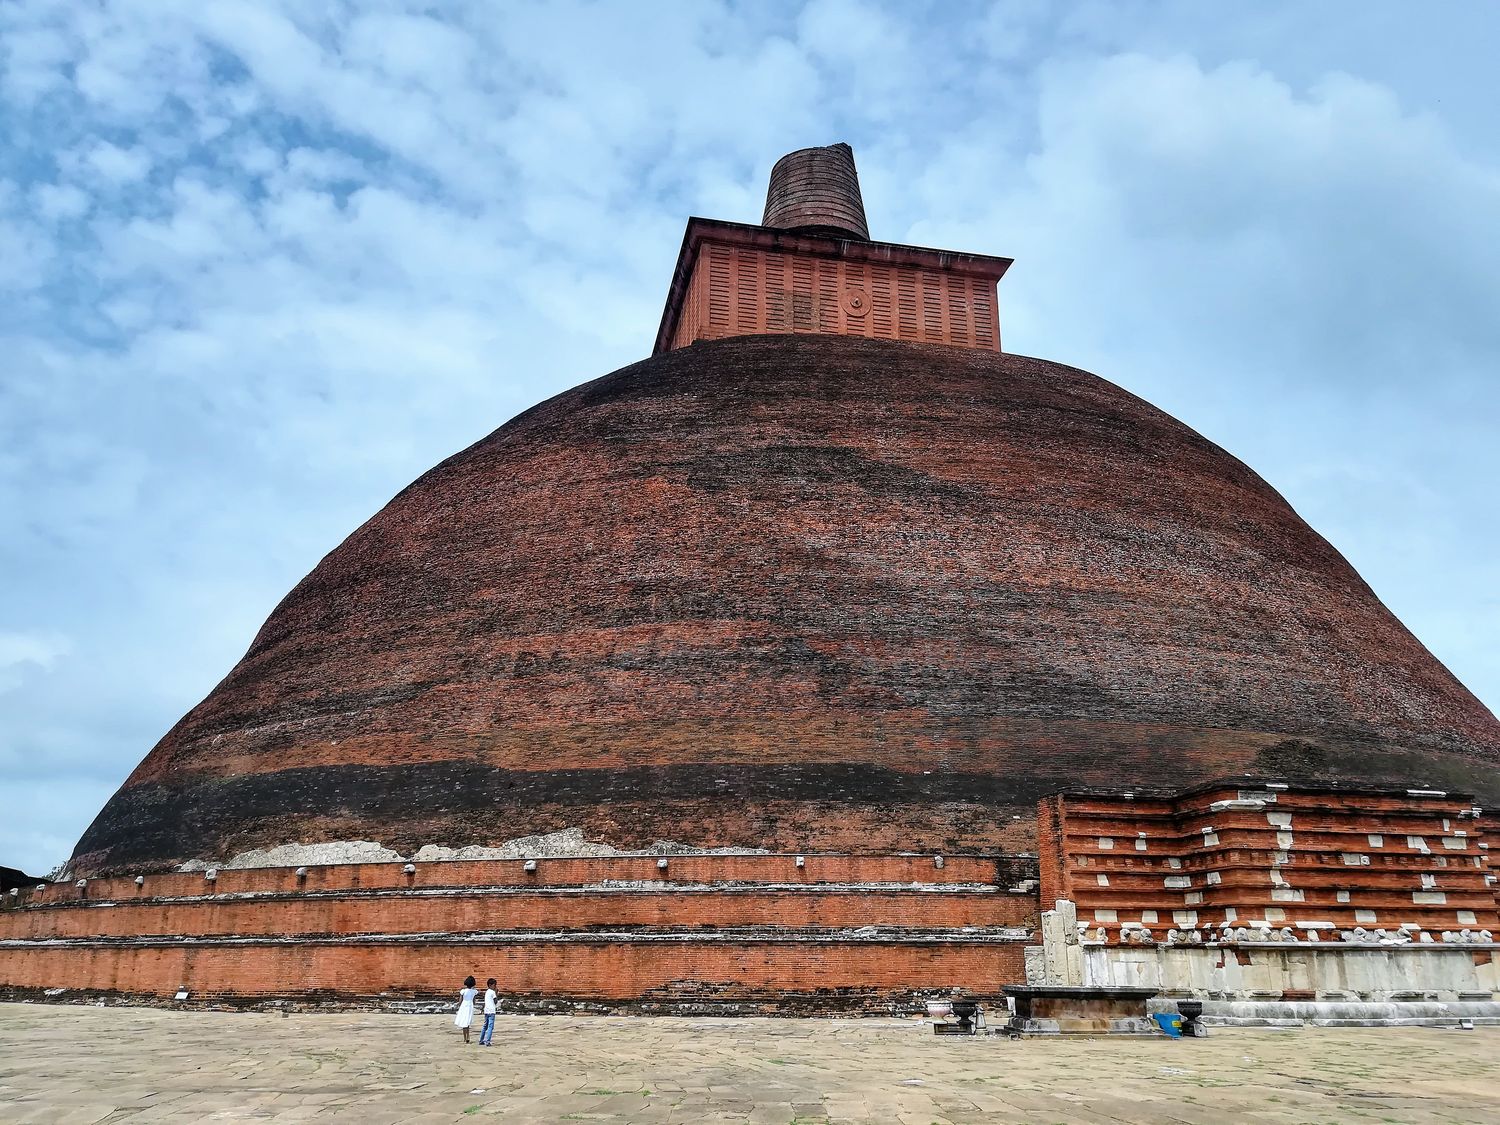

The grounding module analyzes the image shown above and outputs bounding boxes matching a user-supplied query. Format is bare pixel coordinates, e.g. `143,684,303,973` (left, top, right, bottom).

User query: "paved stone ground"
2,1003,1498,1123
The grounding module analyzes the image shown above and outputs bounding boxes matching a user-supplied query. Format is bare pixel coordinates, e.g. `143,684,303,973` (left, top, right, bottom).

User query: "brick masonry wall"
26,854,1013,902
1045,785,1500,943
2,889,1035,942
0,854,1037,1010
0,939,1027,1008
669,242,998,351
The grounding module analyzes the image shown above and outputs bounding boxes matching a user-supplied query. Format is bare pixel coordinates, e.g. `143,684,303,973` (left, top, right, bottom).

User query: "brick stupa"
73,143,1500,878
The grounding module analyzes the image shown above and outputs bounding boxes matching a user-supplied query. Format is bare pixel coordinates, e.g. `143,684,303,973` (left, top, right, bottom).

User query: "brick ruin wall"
668,243,998,352
1039,785,1500,946
0,854,1037,1013
12,787,1500,1012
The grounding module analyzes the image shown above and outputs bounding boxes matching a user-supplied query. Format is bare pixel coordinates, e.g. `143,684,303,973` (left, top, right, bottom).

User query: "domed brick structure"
8,143,1499,1015
73,332,1500,875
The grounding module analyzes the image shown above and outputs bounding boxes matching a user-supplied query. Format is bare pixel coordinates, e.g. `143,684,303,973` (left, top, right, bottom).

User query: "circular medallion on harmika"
841,287,870,316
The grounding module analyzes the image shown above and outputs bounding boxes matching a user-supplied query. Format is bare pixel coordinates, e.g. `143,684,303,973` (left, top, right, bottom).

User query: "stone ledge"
0,925,1036,949
5,881,1013,911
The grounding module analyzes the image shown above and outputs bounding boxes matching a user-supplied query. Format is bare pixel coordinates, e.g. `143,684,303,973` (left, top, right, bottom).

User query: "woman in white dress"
455,975,478,1044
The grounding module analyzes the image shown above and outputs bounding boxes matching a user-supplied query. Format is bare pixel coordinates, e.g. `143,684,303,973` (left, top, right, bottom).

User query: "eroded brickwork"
761,143,869,238
0,940,1028,1011
1040,783,1500,945
0,854,1035,1011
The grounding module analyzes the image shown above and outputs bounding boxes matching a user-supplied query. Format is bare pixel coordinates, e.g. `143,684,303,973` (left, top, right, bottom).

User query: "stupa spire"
654,142,1011,355
762,142,869,240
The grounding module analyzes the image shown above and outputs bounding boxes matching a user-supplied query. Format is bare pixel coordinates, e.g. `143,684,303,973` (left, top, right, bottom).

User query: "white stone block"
1271,887,1305,902
1337,890,1351,903
1355,910,1378,924
1140,910,1158,923
1098,837,1114,850
1367,834,1384,847
1442,837,1468,851
1094,909,1118,923
1457,911,1478,925
1205,871,1221,885
1096,874,1110,886
1164,876,1191,889
1413,891,1447,905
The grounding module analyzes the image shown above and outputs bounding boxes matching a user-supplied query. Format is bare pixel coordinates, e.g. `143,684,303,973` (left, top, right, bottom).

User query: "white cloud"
0,631,69,693
84,140,153,183
32,182,91,221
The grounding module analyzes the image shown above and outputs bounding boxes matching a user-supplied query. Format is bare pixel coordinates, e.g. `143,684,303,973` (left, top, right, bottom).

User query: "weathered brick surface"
72,334,1500,875
762,143,869,238
0,938,1026,1009
0,855,1032,1009
1043,783,1500,941
41,854,1013,903
667,240,1000,352
2,888,1035,941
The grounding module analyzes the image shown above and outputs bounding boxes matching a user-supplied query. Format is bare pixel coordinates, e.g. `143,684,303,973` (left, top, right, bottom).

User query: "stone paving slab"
1,1003,1498,1123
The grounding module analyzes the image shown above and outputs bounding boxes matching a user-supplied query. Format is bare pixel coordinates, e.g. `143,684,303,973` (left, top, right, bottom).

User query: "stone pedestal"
1004,984,1159,1036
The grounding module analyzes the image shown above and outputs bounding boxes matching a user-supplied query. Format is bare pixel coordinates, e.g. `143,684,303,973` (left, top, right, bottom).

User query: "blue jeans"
479,1012,495,1045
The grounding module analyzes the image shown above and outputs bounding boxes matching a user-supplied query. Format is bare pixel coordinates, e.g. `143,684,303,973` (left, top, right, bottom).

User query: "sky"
2,0,1498,877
